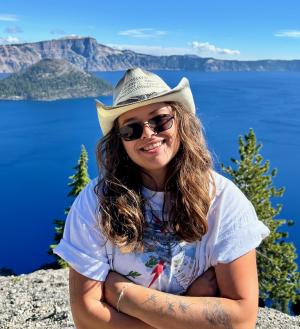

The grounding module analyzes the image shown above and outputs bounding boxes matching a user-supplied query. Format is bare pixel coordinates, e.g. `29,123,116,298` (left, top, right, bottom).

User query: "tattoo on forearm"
140,293,233,328
165,296,176,314
157,306,164,314
142,293,158,305
203,299,233,329
178,301,191,313
141,293,193,316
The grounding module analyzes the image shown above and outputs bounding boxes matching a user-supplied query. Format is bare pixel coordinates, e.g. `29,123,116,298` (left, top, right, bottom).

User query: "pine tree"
67,144,90,198
222,128,299,314
49,145,90,268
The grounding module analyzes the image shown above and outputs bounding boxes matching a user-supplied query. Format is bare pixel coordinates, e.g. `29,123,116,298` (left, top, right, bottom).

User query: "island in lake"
0,58,112,101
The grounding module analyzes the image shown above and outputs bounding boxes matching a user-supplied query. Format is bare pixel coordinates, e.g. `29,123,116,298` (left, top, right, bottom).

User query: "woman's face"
118,102,180,183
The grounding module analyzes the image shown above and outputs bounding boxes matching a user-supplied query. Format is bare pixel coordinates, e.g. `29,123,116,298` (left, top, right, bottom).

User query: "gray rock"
0,268,299,329
0,269,74,329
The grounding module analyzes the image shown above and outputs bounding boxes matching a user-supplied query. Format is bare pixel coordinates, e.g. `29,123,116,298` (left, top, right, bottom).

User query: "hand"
185,267,219,297
104,271,131,308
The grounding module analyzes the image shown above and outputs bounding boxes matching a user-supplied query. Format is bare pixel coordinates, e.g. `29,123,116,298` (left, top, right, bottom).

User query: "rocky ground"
0,268,299,329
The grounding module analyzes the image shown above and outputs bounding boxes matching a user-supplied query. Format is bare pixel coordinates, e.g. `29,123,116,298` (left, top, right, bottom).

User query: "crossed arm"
69,249,258,329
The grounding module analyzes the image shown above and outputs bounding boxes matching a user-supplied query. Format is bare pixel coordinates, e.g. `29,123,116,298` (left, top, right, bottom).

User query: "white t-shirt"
54,171,270,294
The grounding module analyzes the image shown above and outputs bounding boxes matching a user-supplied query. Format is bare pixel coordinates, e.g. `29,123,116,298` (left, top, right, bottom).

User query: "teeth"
143,141,162,151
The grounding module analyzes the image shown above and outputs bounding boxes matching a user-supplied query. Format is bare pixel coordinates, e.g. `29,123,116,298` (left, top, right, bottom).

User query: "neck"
141,169,167,191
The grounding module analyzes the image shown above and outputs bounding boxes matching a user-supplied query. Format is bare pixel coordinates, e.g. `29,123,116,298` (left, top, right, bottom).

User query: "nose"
140,123,156,139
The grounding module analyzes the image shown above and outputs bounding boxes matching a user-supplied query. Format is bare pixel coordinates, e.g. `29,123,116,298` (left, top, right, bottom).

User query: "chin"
139,159,172,174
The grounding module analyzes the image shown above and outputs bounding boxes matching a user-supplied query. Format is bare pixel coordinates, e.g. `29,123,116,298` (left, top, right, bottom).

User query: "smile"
141,141,164,151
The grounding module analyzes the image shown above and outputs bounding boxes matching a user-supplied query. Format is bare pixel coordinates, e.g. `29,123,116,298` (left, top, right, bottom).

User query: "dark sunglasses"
119,114,175,141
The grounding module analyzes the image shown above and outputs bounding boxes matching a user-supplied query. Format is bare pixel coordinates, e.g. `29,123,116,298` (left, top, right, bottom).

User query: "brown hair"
94,102,215,252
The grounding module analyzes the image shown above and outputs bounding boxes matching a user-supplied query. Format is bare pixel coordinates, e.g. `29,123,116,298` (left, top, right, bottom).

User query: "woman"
54,68,270,329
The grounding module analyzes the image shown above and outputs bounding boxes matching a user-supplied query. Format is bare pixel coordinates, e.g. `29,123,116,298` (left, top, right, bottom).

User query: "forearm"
119,284,256,329
72,298,156,329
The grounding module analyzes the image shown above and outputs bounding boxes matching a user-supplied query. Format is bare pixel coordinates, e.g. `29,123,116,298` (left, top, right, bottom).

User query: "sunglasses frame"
118,113,175,141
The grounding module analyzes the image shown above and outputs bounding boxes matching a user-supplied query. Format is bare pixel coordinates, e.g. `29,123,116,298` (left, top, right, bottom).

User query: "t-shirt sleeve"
210,177,270,266
53,179,110,281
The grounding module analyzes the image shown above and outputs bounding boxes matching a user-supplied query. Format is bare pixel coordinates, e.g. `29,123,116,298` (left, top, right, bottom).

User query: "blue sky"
0,0,300,60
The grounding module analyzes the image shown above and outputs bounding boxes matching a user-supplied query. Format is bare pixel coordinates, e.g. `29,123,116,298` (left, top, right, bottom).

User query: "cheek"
174,136,181,153
170,135,181,157
168,125,181,152
122,141,131,154
122,141,138,161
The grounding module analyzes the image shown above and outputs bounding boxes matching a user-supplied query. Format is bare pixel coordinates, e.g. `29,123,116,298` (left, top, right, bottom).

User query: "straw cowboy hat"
95,68,196,135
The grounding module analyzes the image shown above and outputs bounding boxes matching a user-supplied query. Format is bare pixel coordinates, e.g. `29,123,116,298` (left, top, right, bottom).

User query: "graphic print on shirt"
105,199,200,294
148,259,165,288
141,208,199,293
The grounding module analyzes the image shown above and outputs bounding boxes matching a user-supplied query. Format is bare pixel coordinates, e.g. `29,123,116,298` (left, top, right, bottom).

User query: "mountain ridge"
0,36,300,73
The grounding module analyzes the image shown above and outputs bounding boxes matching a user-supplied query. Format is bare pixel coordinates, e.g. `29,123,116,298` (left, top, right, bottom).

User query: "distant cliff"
0,58,112,100
0,37,300,73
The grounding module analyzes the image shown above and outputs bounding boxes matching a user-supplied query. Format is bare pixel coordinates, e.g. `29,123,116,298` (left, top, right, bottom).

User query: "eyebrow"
121,107,170,126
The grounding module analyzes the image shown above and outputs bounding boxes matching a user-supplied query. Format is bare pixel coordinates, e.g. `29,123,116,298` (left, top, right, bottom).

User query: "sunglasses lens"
150,115,174,133
119,123,143,141
119,114,174,141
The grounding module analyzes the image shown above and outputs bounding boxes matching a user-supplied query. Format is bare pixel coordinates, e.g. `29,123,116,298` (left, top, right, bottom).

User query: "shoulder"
71,177,102,223
205,171,270,266
210,170,251,214
54,177,110,281
212,170,243,196
207,170,261,240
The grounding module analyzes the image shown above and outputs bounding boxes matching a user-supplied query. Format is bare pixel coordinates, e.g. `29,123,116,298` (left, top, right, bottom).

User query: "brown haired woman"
54,68,270,329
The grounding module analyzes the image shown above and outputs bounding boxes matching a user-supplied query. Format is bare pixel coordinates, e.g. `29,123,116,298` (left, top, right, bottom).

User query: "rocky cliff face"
1,37,300,73
0,268,299,329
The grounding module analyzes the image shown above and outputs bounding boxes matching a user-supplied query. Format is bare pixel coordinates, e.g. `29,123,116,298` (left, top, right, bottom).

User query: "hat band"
115,91,162,106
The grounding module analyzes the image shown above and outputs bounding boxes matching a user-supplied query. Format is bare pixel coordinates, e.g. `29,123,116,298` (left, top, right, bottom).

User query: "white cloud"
118,28,168,38
58,34,84,39
191,41,240,55
274,30,300,38
107,43,196,56
0,14,19,22
0,36,20,44
4,26,23,34
108,42,240,57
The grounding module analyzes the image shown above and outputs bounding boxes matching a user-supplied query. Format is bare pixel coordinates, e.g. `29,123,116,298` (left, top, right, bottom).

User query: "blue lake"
0,71,299,274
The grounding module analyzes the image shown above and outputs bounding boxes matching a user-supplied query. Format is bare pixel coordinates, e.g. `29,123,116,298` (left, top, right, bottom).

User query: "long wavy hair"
94,102,216,252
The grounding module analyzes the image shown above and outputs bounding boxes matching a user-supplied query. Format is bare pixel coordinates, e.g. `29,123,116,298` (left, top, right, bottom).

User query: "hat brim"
95,77,195,135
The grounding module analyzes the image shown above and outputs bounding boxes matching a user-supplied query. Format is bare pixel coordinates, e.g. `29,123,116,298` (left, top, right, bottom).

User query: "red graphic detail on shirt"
148,259,165,288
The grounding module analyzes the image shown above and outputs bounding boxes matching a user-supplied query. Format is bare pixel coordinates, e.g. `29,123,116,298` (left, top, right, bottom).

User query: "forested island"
0,58,112,100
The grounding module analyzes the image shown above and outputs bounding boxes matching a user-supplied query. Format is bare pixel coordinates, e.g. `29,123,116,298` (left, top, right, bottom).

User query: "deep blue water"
0,71,299,274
